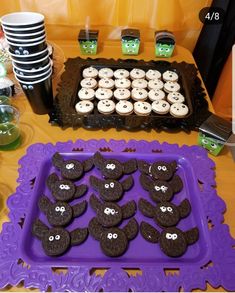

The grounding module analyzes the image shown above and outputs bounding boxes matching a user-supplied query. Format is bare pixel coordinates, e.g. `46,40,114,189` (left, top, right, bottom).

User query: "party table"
0,41,235,292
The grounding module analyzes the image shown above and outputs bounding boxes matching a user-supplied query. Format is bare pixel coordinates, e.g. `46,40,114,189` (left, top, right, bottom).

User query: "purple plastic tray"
1,139,235,292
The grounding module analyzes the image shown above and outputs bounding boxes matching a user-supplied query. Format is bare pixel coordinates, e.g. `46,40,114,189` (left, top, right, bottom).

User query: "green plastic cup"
0,105,21,150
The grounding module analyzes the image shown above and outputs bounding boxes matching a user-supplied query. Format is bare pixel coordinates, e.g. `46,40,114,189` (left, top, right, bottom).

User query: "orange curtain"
0,0,212,51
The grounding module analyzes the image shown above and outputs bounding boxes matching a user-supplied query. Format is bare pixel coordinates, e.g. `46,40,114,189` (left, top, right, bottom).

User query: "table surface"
0,41,234,292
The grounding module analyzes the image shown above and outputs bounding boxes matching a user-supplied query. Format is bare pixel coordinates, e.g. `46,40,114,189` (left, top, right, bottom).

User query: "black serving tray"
50,57,211,131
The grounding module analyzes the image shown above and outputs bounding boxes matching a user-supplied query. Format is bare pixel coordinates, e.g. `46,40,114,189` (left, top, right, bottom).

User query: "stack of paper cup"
1,12,53,114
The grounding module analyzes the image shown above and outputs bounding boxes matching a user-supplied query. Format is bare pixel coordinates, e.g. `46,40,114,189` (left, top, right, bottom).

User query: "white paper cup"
1,12,44,28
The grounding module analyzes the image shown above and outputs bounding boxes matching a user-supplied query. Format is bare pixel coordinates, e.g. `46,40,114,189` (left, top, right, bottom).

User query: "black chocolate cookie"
90,175,133,201
32,219,88,256
39,196,87,227
94,152,137,179
140,174,173,202
89,217,139,257
138,160,177,181
47,173,87,202
90,194,136,227
140,173,183,202
138,198,191,227
140,221,199,257
52,152,93,180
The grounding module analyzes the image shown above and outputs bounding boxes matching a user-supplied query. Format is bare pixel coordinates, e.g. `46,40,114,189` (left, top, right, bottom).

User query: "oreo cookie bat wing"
138,160,177,181
93,151,137,179
140,221,199,257
140,221,160,243
32,219,88,256
70,227,88,246
52,152,94,180
139,198,191,227
88,217,139,257
38,195,87,227
170,174,183,193
89,194,136,227
138,198,156,218
90,175,133,202
46,173,87,202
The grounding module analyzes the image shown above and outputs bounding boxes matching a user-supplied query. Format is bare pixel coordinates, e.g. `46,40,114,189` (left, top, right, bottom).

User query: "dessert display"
1,139,234,292
26,151,202,259
53,57,210,130
76,66,186,117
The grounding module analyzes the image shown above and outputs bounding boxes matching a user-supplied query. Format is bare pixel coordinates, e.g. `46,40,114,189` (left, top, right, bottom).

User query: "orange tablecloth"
0,41,234,292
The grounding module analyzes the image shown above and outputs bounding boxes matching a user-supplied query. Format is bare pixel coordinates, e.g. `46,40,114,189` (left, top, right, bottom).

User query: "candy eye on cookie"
160,206,167,212
104,182,115,189
107,232,118,239
59,184,70,190
157,165,167,171
49,235,54,242
106,163,116,170
54,205,66,215
166,232,177,240
104,207,111,215
154,184,168,193
110,208,117,215
103,207,118,216
66,163,74,169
